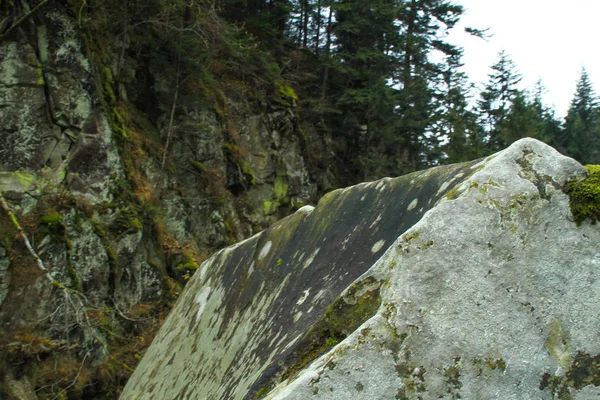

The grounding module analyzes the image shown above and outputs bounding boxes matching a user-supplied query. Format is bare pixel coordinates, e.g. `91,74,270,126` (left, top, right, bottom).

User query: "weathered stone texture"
123,139,600,400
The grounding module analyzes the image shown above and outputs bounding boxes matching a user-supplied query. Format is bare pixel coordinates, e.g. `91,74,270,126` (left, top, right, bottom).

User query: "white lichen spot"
407,198,419,211
361,194,367,201
375,180,386,191
298,205,315,216
437,180,451,195
194,286,211,320
284,333,303,351
341,234,352,250
248,261,255,276
259,241,272,260
369,213,383,229
455,172,465,179
293,311,304,322
303,248,320,270
268,331,282,348
371,240,386,254
471,159,487,170
297,289,311,306
198,258,213,282
313,289,327,302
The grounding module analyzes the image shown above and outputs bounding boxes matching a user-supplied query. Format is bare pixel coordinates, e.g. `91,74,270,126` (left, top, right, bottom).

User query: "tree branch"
0,0,52,40
0,192,54,284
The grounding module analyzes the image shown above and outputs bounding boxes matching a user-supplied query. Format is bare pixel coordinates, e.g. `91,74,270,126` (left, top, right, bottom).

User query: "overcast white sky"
447,0,600,118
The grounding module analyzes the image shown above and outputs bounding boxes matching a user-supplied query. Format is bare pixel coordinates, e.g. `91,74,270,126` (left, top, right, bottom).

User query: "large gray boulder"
122,138,600,399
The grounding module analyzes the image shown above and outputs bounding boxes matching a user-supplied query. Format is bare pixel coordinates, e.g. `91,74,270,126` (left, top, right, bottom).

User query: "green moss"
485,357,506,372
36,67,45,86
420,240,434,250
443,365,461,390
39,212,65,237
281,277,382,381
14,170,36,189
564,165,600,225
472,356,507,378
103,66,117,104
176,259,199,272
176,257,199,281
191,161,206,173
263,200,275,215
65,238,81,291
91,219,107,238
402,231,420,242
52,280,65,289
545,319,572,369
263,175,291,216
222,143,256,186
445,186,462,200
275,81,298,107
274,176,289,200
540,352,600,399
111,207,144,234
255,387,269,398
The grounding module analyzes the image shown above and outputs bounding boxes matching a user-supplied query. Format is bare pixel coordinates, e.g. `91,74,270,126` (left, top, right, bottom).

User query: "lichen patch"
297,289,311,306
407,198,418,211
194,287,212,319
259,241,273,260
302,248,320,270
371,240,386,254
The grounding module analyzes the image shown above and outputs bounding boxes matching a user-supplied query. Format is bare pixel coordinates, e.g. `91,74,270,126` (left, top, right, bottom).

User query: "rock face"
122,138,600,399
0,3,321,397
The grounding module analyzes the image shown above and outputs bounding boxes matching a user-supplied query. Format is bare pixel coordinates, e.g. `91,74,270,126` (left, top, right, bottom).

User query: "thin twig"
161,54,181,170
111,298,145,322
0,192,54,283
1,0,52,40
50,350,91,400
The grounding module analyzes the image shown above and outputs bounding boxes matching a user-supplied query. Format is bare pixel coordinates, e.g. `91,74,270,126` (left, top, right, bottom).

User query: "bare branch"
0,0,52,40
0,192,54,284
50,350,91,400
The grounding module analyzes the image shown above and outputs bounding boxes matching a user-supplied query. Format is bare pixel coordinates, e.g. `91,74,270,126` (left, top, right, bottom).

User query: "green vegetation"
39,211,64,236
564,165,600,225
540,352,600,399
281,277,382,382
2,0,600,398
256,387,270,398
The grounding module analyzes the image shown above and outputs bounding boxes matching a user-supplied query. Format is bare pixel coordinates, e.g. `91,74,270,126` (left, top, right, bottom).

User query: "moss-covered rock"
564,165,600,225
121,149,483,399
123,139,600,400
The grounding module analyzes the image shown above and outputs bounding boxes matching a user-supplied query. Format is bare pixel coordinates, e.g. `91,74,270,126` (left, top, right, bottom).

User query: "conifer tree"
478,51,522,153
562,68,599,163
388,0,466,171
437,66,485,163
529,80,563,146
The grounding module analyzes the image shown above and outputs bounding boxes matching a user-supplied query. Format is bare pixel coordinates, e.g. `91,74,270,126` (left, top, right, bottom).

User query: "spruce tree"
438,66,485,163
393,0,466,170
478,51,522,153
563,68,599,163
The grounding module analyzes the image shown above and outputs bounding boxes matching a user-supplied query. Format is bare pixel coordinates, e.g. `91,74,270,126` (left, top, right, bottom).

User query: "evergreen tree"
329,0,401,177
478,51,522,153
530,80,563,146
393,0,466,170
562,68,599,163
437,66,485,163
497,91,544,146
